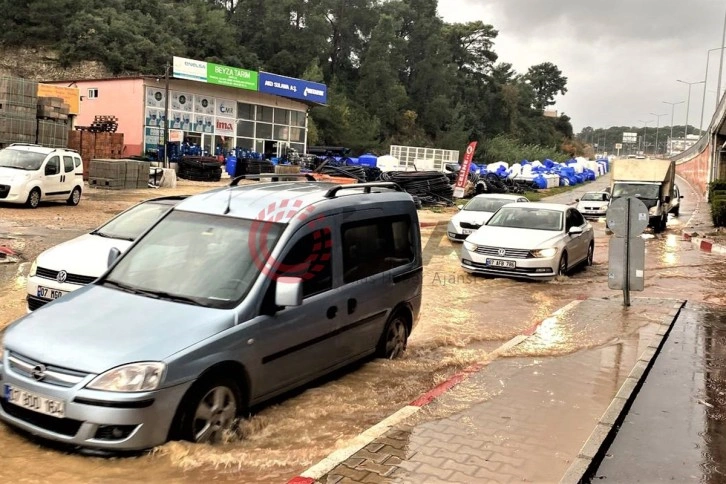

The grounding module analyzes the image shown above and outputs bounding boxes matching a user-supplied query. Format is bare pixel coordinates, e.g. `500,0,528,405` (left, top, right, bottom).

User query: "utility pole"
663,101,685,155
638,120,652,154
163,62,170,169
650,112,667,156
677,79,705,139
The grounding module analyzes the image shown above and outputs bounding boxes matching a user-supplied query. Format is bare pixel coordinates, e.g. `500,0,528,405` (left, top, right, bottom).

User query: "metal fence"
389,145,459,172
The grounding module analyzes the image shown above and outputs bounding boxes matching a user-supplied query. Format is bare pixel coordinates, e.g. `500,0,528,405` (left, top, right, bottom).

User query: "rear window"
341,215,414,283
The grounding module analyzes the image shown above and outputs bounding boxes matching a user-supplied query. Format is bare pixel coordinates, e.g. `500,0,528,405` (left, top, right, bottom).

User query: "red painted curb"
409,363,482,407
287,477,315,484
701,240,713,253
683,233,692,241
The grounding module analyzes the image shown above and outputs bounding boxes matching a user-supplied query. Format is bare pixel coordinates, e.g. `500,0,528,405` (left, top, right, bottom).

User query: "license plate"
37,286,66,300
462,229,475,234
486,258,515,268
3,384,66,418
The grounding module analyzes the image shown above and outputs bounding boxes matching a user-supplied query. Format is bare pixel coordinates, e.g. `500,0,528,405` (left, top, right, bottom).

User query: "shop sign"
195,96,215,115
207,63,258,91
173,56,207,82
169,129,184,143
169,111,193,131
146,87,165,108
193,114,215,134
37,84,80,115
216,98,237,118
215,117,236,136
145,107,165,127
171,92,193,112
258,72,327,104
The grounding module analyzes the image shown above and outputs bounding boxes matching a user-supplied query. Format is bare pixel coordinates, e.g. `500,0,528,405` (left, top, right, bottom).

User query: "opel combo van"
0,144,84,208
0,181,423,450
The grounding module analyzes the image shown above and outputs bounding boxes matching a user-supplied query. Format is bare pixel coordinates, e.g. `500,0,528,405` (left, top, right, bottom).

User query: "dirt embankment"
0,46,110,81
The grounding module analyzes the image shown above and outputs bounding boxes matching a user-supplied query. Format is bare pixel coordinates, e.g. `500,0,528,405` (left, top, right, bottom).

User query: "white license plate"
462,228,475,235
486,258,515,268
37,286,66,300
3,384,66,418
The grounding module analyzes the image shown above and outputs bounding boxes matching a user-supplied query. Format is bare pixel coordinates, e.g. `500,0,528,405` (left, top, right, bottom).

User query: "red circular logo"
248,199,331,281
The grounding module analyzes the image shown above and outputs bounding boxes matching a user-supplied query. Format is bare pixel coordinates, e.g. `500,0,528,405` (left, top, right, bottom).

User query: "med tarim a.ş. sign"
171,56,327,104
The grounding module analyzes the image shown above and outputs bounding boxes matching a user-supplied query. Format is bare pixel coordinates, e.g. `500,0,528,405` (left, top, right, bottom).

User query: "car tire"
673,206,680,217
67,186,81,206
586,242,594,267
25,188,41,209
557,252,568,276
174,376,244,445
376,312,409,359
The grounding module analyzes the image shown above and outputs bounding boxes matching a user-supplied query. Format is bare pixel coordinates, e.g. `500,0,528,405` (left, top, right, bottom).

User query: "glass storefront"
144,87,308,159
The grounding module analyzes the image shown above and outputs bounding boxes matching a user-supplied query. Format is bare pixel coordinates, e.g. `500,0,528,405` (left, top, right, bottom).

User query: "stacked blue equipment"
358,153,378,167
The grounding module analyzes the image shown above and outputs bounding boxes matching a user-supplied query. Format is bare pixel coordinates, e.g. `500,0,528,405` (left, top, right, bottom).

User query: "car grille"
464,260,552,274
459,222,482,230
36,267,96,286
8,352,89,388
473,246,532,259
26,295,50,311
0,399,83,437
584,206,603,211
0,184,9,199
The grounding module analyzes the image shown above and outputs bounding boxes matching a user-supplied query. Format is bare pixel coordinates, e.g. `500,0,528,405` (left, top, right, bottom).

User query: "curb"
287,300,584,484
559,300,686,484
682,232,726,255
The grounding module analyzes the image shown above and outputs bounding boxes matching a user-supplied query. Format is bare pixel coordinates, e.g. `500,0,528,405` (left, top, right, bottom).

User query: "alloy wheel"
385,318,407,359
192,386,238,444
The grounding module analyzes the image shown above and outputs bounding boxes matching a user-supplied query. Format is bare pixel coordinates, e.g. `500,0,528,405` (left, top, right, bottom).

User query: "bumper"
460,248,557,280
580,210,607,218
0,362,192,451
26,276,86,312
446,222,477,242
0,184,30,204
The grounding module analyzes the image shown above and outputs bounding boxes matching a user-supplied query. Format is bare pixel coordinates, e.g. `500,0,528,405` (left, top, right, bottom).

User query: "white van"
0,144,84,208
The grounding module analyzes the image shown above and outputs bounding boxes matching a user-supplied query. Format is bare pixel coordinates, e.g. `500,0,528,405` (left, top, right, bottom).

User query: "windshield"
612,183,660,199
464,198,515,212
104,211,284,309
95,202,174,241
581,192,608,202
0,149,46,171
487,207,564,231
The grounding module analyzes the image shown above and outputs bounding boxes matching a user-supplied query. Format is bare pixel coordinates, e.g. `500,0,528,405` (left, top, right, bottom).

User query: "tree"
523,62,568,111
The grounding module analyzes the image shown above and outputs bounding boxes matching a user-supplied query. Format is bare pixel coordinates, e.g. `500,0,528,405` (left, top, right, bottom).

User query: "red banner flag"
453,141,478,198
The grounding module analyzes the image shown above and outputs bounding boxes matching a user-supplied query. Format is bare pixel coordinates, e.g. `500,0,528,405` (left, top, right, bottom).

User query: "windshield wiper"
134,289,201,306
91,231,134,241
102,279,140,294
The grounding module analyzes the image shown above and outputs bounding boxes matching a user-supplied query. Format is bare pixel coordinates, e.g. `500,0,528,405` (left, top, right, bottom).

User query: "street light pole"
650,112,667,156
663,101,685,156
717,8,726,106
638,119,652,154
700,47,726,132
163,62,170,169
677,79,705,138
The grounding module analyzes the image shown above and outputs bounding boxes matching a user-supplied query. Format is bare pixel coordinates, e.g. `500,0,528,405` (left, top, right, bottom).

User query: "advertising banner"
146,87,165,108
215,98,237,119
453,141,478,198
173,56,208,82
169,130,184,143
195,95,215,115
171,92,193,112
169,111,193,131
214,117,236,136
145,107,165,127
144,127,162,153
258,72,328,104
207,63,258,91
37,84,80,115
193,114,214,134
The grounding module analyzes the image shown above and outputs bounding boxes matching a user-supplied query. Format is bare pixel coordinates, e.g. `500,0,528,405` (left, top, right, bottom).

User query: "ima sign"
215,118,235,136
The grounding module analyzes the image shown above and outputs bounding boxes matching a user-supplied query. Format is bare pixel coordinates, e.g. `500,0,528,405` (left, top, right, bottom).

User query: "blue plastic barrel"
358,153,378,167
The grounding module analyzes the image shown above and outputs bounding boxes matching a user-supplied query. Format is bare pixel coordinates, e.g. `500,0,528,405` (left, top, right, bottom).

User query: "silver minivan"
0,181,422,450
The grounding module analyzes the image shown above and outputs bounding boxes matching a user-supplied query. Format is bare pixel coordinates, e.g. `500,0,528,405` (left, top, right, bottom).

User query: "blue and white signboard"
258,72,328,104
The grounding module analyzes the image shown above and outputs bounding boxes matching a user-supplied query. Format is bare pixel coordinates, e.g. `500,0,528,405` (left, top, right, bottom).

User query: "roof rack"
229,174,318,186
324,182,402,198
8,143,43,148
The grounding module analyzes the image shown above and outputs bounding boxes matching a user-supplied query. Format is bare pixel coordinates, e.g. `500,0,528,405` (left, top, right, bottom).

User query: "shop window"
274,125,289,141
290,111,306,127
259,106,274,123
237,103,255,120
290,143,305,154
237,120,255,138
274,108,289,125
87,88,99,99
289,127,305,143
257,123,273,139
236,137,255,150
255,140,265,153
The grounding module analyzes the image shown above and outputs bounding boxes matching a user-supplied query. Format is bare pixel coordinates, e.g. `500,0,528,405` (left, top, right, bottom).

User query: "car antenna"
224,186,233,214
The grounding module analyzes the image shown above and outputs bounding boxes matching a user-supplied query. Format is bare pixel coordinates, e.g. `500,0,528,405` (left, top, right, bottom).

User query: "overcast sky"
439,0,726,133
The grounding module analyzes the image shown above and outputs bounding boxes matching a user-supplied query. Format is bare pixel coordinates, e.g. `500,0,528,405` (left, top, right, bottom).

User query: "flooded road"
0,176,724,482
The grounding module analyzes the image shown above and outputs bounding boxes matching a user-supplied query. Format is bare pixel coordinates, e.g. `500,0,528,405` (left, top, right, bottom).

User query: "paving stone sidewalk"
312,297,682,484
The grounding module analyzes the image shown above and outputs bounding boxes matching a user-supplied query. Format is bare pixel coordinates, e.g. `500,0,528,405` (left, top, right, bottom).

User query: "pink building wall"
676,143,710,197
49,78,145,156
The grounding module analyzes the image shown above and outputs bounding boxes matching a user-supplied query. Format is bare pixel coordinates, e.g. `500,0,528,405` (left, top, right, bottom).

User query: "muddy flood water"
0,177,724,482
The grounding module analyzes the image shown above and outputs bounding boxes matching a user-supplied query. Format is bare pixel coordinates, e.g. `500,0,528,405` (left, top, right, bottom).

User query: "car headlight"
531,247,558,258
29,259,37,277
87,362,166,392
463,241,478,251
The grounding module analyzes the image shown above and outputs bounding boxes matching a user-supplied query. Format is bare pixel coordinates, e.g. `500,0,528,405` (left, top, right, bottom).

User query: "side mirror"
275,277,303,307
107,247,122,268
568,226,584,236
680,195,684,199
575,198,580,202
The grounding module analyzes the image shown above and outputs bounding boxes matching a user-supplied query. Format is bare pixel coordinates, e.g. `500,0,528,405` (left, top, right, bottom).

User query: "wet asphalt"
593,303,726,483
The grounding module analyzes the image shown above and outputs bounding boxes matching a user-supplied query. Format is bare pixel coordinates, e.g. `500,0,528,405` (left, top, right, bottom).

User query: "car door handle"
327,306,338,319
347,298,357,315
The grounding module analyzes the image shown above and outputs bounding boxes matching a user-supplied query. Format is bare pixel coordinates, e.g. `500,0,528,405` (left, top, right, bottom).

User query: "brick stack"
88,159,150,190
0,76,38,146
68,131,125,180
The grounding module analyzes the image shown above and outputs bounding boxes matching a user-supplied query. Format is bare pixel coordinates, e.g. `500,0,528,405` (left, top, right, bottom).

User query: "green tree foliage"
0,0,577,158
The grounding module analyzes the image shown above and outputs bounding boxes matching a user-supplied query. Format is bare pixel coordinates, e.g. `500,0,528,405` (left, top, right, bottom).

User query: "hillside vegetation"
0,0,583,157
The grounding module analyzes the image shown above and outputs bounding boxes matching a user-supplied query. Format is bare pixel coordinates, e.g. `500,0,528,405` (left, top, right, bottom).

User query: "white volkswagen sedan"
460,202,594,280
447,194,529,241
26,196,186,311
575,191,610,218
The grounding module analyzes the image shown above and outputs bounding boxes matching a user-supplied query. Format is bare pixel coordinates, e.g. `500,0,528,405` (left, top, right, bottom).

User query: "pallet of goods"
68,130,125,180
88,159,150,190
0,76,38,147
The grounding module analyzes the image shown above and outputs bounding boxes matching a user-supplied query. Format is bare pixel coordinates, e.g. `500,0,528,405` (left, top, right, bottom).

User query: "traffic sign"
608,237,645,291
606,197,649,238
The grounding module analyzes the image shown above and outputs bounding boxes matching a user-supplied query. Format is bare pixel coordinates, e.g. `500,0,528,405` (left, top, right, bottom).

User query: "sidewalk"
289,297,684,484
679,178,726,255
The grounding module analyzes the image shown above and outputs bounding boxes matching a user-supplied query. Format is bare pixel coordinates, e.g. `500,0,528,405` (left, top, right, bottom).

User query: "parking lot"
0,176,724,482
